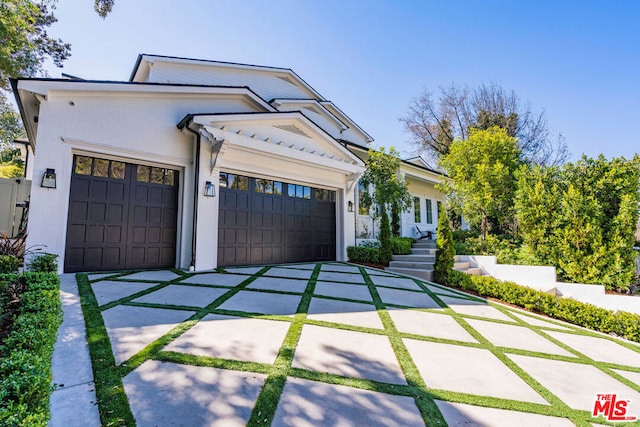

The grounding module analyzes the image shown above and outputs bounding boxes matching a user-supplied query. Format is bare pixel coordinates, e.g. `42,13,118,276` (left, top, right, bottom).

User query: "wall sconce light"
204,181,216,197
41,168,56,189
348,201,354,212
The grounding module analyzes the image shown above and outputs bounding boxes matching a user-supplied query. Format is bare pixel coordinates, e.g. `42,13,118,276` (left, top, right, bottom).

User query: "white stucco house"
11,54,444,273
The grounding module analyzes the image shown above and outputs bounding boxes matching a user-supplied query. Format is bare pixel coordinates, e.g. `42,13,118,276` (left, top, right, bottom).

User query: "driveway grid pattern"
76,263,640,426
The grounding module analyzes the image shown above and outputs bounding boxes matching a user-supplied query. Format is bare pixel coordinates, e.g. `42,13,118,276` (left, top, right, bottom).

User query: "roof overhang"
11,78,275,150
179,112,365,180
270,98,348,132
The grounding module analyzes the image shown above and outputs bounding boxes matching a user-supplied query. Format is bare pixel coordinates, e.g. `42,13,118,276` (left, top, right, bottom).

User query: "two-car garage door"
218,172,337,266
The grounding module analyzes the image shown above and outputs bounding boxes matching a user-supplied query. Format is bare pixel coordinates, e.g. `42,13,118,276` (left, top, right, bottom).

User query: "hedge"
391,237,414,255
446,269,640,343
0,272,62,426
347,246,381,264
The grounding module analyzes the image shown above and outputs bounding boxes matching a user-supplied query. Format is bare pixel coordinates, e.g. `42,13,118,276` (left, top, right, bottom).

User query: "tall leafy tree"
515,155,640,290
400,82,568,167
439,127,522,238
434,203,455,284
360,147,412,263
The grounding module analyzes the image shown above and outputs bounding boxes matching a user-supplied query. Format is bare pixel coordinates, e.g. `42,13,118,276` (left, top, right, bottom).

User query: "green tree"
434,203,455,284
360,147,412,264
0,93,26,177
401,82,569,167
439,127,522,238
515,155,640,290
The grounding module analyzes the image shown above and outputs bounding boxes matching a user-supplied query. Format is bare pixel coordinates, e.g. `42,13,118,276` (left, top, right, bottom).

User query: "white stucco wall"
402,176,444,239
26,90,259,273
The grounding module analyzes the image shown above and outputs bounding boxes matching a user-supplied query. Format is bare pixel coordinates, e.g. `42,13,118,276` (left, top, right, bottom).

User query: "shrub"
445,269,640,343
434,204,455,284
391,237,413,255
0,255,19,274
379,210,393,265
0,272,62,426
28,254,58,273
347,246,381,264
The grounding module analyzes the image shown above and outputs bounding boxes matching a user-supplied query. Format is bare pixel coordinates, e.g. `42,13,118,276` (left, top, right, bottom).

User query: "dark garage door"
65,155,179,272
218,173,336,266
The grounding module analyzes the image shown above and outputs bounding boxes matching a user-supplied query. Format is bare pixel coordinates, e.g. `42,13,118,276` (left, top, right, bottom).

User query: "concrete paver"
223,266,265,275
164,314,291,364
91,280,159,306
123,360,265,427
123,270,181,281
545,330,640,367
180,272,252,287
273,377,424,427
320,263,362,273
131,284,230,307
388,309,478,342
405,339,548,404
306,297,383,329
377,287,441,309
265,267,314,279
216,290,302,315
612,369,640,387
101,305,194,364
370,275,424,290
246,276,309,293
313,281,373,301
441,296,516,322
435,400,575,426
507,354,640,413
466,318,575,356
292,324,407,384
317,270,367,284
509,310,573,330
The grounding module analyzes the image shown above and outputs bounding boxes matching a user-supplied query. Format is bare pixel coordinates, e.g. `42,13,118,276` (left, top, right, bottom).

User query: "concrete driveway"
50,263,640,426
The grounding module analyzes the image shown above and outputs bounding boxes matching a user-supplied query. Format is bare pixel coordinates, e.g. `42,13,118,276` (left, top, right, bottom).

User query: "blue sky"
43,0,639,161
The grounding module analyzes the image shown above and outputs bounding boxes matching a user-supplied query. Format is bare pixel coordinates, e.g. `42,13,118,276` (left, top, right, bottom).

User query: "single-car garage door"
65,155,179,272
218,172,336,266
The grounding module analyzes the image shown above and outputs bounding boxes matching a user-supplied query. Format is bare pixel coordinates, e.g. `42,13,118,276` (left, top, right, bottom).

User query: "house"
11,54,444,274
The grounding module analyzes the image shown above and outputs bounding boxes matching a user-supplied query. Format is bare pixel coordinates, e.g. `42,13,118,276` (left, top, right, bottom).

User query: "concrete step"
453,261,471,270
454,255,463,262
464,267,483,276
392,254,435,262
389,260,435,270
413,241,436,248
386,267,433,281
411,248,437,256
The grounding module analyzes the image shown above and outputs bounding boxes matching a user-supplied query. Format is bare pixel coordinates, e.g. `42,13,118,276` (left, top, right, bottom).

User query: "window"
74,156,126,180
255,179,282,195
413,196,421,223
288,184,310,199
219,172,248,190
358,180,370,215
138,166,176,185
315,188,336,202
426,199,433,224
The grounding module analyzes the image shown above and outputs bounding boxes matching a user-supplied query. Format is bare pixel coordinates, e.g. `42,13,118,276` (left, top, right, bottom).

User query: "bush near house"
347,237,416,265
445,269,640,343
0,260,62,426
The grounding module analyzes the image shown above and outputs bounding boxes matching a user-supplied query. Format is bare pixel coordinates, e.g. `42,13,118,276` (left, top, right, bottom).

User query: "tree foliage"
0,0,70,89
360,147,412,265
439,127,522,238
434,203,455,284
515,155,640,290
0,93,26,177
400,82,569,167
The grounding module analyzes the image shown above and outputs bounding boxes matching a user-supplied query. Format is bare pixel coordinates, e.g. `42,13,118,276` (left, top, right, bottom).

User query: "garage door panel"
65,156,178,272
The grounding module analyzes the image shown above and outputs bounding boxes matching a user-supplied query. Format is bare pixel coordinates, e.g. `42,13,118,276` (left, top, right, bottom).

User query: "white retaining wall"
458,255,640,315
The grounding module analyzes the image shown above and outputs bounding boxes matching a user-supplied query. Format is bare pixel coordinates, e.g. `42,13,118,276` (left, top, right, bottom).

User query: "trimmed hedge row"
0,272,62,426
446,269,640,343
347,237,416,265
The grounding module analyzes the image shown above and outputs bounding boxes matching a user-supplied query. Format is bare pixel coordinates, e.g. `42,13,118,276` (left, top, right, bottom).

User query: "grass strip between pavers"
76,273,135,427
246,264,321,426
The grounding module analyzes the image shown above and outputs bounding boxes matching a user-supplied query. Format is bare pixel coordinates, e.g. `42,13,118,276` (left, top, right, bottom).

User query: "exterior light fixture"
41,168,56,189
348,201,354,212
204,181,216,197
